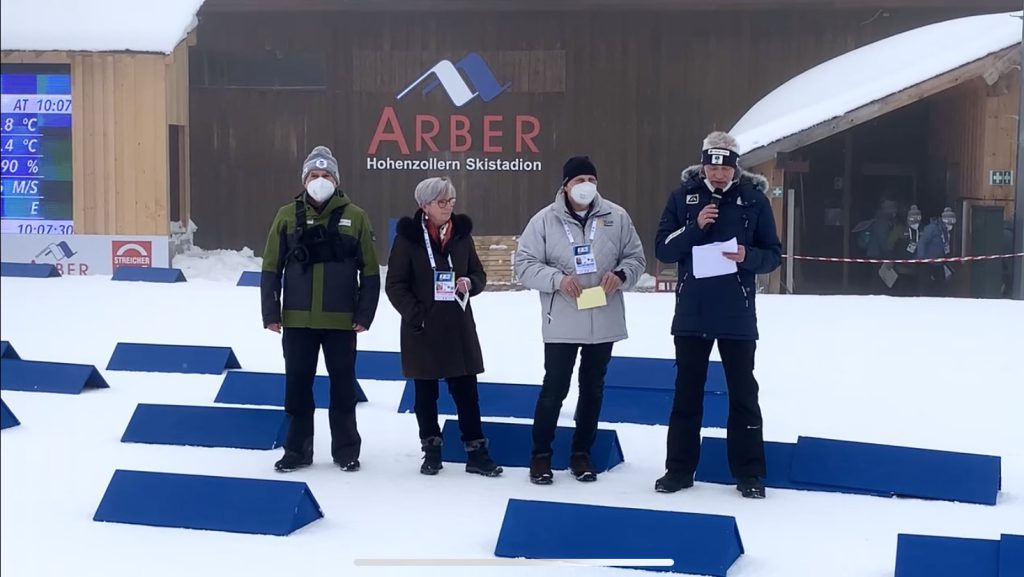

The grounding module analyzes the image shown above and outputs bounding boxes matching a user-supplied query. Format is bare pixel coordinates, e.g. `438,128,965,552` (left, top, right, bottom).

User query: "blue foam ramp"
398,380,730,428
1001,534,1024,577
606,356,727,394
695,436,890,496
601,387,727,428
121,404,289,450
0,340,19,359
112,266,186,283
93,469,322,535
790,436,1001,505
894,534,999,577
0,262,60,278
0,359,110,394
106,342,241,374
214,371,367,407
495,499,743,575
398,380,537,419
236,270,261,287
1,399,20,429
440,420,623,473
355,350,404,381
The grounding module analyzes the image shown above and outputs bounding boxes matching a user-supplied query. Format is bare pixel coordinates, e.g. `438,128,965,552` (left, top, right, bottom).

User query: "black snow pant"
531,342,614,457
282,327,361,462
414,375,485,443
666,336,765,480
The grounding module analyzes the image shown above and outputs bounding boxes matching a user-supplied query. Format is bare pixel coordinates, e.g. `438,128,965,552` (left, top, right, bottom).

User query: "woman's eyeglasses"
435,197,457,209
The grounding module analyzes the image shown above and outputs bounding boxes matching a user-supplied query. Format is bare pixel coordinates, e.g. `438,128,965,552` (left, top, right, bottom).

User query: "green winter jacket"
260,192,380,330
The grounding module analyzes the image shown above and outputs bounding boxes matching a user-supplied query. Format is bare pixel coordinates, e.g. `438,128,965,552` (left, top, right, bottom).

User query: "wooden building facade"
188,0,1020,278
742,43,1021,298
1,38,194,236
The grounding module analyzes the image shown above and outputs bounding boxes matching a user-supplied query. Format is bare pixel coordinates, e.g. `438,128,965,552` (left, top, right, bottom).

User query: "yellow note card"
576,286,608,310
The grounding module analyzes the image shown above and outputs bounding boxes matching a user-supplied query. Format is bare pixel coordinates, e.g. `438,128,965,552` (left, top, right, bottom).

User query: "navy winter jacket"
655,166,782,340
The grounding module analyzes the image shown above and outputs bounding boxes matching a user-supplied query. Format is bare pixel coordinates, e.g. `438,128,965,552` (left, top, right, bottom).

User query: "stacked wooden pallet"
475,235,518,288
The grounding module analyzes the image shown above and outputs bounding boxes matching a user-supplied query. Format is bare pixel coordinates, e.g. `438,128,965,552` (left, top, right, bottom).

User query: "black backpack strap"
326,203,347,230
285,199,310,267
294,199,307,238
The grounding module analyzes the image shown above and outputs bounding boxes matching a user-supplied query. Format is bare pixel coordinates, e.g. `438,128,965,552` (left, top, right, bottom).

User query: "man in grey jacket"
515,155,646,485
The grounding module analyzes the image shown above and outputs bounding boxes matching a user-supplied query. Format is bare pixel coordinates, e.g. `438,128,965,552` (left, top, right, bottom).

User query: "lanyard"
421,218,453,271
562,218,597,246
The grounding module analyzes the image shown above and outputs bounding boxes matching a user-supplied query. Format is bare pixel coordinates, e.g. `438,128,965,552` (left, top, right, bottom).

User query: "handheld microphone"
703,188,724,230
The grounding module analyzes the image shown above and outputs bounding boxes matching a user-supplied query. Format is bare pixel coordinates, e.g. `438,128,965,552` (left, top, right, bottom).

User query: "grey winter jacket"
515,191,646,344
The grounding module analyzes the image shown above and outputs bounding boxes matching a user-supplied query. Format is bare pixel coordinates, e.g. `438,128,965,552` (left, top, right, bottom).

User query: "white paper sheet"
692,237,739,279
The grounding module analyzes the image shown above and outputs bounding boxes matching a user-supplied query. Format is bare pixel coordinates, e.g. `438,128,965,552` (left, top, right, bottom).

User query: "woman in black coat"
385,176,502,477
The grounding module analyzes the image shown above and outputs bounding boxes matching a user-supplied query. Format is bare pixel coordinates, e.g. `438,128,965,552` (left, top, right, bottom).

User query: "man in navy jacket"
653,131,782,498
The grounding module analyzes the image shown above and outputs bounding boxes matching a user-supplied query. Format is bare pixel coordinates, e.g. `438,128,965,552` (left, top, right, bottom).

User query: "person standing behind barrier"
891,205,924,296
653,132,781,499
385,177,502,478
261,145,380,473
917,207,956,296
515,155,646,485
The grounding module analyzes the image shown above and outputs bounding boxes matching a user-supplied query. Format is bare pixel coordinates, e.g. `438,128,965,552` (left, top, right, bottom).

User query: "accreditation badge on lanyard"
906,228,918,254
422,219,456,302
564,218,599,276
433,271,456,302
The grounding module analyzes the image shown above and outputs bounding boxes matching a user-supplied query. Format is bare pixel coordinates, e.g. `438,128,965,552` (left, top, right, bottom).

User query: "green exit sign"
990,170,1014,186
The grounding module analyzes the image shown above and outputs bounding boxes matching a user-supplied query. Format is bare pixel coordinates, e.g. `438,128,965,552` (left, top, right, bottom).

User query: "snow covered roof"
732,11,1023,164
0,0,207,54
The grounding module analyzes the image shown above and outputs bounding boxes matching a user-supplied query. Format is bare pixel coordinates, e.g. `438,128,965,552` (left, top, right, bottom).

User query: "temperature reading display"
0,64,73,235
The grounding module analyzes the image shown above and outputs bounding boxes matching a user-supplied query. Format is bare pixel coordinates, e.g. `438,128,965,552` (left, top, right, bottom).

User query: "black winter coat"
655,166,782,340
385,211,487,380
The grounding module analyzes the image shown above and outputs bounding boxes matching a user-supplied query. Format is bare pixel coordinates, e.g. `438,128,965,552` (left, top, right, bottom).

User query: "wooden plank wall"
474,235,517,285
980,68,1019,218
929,69,1019,218
1,45,187,235
929,80,984,210
188,7,1008,261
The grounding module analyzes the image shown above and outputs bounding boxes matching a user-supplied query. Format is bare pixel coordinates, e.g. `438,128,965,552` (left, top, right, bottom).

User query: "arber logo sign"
112,241,152,269
32,240,88,275
367,52,542,173
397,52,510,107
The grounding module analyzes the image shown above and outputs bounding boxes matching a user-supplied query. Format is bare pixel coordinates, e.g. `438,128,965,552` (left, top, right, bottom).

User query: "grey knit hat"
301,145,340,184
907,204,922,222
701,131,741,170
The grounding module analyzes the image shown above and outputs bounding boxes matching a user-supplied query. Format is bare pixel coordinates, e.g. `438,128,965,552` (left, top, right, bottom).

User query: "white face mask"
569,182,598,205
704,179,733,193
306,177,335,203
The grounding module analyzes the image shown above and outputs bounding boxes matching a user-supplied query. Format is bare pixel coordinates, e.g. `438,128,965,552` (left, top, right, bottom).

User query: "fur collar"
395,211,473,246
680,164,769,194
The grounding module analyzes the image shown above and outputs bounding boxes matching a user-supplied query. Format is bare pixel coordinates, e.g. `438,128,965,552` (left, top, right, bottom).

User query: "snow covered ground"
1,255,1022,577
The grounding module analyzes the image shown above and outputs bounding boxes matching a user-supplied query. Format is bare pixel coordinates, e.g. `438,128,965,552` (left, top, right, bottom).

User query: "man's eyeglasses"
434,197,457,209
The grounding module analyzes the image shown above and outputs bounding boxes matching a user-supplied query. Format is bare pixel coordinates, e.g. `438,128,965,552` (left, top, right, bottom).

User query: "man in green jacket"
261,145,380,473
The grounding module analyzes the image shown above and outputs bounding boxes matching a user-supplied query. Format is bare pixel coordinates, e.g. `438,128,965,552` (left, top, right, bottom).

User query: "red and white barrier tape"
780,253,1024,264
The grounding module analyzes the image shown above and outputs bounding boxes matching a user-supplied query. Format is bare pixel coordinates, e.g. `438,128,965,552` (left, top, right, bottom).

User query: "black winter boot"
529,453,554,485
464,439,503,477
275,450,312,473
420,436,443,475
655,471,694,493
275,439,313,473
334,458,360,472
569,452,598,482
737,477,766,499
